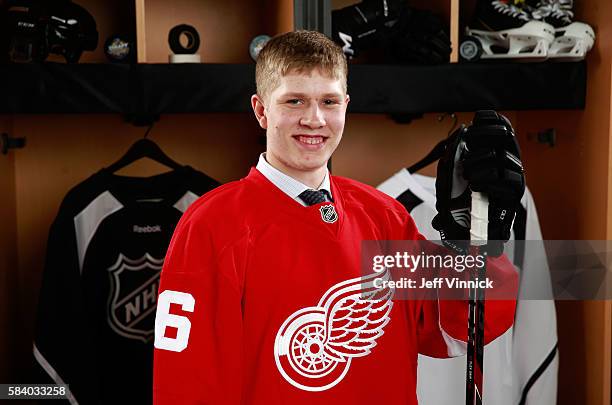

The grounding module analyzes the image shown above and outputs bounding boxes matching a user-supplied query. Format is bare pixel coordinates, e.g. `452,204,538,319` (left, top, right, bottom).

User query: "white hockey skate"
548,22,595,61
460,20,555,62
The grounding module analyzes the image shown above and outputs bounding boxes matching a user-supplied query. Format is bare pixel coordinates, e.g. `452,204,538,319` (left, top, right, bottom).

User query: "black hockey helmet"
4,0,49,62
3,0,98,63
46,0,98,63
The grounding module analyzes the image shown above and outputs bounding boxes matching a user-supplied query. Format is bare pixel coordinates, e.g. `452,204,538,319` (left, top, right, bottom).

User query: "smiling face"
251,68,349,186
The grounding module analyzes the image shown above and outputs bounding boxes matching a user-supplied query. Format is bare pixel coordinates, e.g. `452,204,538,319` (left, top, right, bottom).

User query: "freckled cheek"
285,111,304,123
326,114,346,134
268,113,296,131
273,119,296,135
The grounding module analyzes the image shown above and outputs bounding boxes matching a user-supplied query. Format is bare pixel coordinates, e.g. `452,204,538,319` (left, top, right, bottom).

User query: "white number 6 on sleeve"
154,290,195,352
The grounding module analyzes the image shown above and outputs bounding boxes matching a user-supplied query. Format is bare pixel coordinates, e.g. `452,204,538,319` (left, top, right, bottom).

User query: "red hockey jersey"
153,168,516,404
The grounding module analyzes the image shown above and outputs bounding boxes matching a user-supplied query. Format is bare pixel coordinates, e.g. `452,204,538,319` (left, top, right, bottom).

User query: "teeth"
299,136,323,145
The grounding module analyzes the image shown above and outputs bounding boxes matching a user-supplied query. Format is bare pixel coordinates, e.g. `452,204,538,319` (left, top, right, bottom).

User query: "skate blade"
467,21,555,43
548,22,595,61
466,21,555,62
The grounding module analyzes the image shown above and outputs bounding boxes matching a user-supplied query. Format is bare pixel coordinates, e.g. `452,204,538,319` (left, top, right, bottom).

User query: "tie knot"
299,189,330,206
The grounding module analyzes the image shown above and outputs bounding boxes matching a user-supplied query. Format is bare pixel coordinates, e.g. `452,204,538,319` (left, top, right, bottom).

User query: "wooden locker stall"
0,0,611,404
330,1,612,404
9,113,264,384
512,0,612,403
0,0,284,384
0,116,17,384
135,0,293,63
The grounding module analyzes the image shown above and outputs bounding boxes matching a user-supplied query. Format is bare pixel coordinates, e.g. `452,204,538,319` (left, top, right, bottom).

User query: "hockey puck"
168,24,200,54
249,35,270,61
104,35,132,62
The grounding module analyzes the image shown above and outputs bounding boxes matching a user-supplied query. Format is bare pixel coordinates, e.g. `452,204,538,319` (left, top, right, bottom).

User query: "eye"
287,99,303,105
323,99,339,105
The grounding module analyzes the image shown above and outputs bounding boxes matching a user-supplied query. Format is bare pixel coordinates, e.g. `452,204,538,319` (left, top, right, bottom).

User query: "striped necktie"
299,189,331,206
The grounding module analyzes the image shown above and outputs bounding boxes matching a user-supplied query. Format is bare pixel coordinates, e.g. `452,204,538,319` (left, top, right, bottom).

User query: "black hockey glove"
331,0,402,58
331,0,450,64
381,6,452,65
432,110,525,256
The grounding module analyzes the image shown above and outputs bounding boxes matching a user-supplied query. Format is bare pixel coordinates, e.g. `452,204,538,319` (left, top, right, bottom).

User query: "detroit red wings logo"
274,271,393,391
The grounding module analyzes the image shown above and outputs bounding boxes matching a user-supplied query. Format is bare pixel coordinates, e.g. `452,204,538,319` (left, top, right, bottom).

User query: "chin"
295,159,328,171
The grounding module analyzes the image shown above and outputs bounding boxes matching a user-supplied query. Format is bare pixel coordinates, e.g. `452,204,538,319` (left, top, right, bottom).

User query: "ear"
251,94,268,129
345,94,350,105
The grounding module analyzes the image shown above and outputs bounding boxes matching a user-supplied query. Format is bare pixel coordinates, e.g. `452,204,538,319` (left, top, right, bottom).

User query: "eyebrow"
280,92,344,99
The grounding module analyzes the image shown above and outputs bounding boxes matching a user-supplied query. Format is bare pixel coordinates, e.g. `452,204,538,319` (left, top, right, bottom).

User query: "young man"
153,31,521,404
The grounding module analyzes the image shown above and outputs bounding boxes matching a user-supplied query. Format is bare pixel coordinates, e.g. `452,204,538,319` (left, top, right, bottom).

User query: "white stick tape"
169,54,201,63
470,191,488,244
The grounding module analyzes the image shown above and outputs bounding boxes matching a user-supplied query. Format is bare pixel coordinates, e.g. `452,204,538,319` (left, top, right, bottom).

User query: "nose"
300,103,326,128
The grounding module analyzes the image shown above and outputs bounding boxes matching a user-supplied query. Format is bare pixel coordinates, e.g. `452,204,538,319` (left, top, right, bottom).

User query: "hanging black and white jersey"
33,166,219,405
378,169,558,405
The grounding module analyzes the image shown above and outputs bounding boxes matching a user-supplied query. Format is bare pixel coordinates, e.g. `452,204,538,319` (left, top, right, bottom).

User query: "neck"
266,154,327,189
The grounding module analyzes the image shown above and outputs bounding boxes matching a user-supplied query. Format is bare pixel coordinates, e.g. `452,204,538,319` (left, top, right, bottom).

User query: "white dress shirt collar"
256,153,332,205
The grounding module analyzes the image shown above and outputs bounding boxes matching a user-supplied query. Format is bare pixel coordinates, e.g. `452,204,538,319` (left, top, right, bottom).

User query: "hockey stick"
466,191,488,405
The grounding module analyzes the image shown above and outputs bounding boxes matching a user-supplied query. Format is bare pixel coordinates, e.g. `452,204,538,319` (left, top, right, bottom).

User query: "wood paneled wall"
512,0,612,402
0,116,17,383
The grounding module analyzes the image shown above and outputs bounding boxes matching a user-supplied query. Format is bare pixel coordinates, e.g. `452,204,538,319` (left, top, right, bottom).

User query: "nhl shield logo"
319,204,338,224
107,253,164,343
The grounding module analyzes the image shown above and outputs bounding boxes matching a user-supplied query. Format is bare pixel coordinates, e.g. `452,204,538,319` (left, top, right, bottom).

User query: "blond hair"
256,30,348,101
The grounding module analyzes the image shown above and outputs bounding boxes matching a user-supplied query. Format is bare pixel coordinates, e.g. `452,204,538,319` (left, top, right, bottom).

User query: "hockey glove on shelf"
432,110,525,256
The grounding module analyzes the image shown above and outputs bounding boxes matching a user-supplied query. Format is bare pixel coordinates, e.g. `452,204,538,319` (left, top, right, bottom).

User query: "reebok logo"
133,225,162,233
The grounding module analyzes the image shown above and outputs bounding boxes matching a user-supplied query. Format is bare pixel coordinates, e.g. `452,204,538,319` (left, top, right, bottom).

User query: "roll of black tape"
168,24,200,55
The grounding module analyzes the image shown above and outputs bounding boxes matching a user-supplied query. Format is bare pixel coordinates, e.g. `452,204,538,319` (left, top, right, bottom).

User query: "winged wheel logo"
274,271,393,391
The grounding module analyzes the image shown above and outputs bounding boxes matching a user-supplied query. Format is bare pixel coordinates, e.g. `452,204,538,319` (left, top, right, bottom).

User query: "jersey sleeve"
153,210,245,405
515,188,558,404
418,250,518,358
33,206,95,403
391,206,518,358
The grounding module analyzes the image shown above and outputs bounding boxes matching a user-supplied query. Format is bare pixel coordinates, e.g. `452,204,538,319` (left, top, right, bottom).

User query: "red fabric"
153,168,517,404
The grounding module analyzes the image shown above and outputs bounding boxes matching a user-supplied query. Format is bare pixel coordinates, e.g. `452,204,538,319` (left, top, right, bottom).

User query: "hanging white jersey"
33,166,220,405
378,169,558,405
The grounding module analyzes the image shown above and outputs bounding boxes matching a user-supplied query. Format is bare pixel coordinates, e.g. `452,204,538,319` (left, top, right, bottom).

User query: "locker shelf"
0,61,586,115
